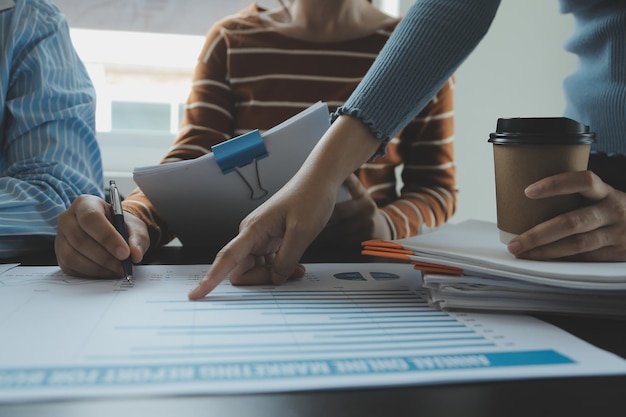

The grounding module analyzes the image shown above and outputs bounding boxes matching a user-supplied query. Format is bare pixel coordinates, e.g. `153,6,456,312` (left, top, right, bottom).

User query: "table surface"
2,246,626,417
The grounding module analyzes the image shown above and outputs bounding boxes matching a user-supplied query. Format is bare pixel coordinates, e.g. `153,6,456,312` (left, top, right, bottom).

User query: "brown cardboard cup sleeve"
488,118,595,244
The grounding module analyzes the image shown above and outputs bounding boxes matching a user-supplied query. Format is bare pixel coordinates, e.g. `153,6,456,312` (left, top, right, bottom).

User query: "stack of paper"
362,220,626,318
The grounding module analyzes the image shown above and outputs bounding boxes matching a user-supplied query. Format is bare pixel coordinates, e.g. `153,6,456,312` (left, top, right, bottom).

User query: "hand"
187,114,383,300
187,175,333,299
507,170,626,261
55,194,150,278
312,174,391,250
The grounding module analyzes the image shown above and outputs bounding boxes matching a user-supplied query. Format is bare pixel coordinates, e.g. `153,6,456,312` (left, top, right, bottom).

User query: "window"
60,0,394,194
59,1,284,194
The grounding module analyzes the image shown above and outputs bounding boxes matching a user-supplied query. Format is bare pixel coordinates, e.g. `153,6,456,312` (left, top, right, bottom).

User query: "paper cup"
488,118,595,244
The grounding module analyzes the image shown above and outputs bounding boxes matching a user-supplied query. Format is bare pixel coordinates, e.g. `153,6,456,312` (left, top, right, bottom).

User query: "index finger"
187,233,254,300
525,170,609,201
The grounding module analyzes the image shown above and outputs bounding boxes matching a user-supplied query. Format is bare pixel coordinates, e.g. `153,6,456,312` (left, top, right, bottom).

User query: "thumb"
125,216,150,263
128,235,146,264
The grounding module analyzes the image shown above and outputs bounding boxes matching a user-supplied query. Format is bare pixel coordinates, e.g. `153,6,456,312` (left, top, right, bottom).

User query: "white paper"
424,273,626,317
393,220,626,290
132,102,348,248
1,263,625,403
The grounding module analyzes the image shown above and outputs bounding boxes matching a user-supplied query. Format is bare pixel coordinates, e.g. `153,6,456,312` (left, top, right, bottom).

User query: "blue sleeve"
333,0,501,151
0,0,103,258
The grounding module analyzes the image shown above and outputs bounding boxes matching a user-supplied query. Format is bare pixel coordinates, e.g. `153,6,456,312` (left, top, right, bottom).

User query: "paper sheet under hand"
0,263,625,403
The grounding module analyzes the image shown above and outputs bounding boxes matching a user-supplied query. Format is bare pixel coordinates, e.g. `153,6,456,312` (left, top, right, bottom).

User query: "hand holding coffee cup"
488,117,596,244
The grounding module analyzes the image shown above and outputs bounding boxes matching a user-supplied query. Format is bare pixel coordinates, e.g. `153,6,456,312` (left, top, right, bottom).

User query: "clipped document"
133,102,348,248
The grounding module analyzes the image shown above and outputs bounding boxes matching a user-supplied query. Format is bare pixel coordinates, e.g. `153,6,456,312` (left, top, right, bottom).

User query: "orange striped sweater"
122,3,457,248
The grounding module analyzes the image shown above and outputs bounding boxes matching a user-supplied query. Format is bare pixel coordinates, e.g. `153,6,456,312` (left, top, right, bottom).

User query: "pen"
108,180,133,284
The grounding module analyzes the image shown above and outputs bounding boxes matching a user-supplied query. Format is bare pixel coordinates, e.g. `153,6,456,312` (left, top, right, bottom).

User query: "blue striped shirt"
0,0,103,258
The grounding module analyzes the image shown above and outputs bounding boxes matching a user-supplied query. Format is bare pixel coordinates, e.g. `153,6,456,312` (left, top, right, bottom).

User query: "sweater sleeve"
333,0,500,149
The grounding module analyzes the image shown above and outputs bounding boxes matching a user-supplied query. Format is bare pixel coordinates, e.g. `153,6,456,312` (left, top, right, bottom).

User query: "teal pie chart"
370,272,400,281
334,272,366,281
333,272,400,281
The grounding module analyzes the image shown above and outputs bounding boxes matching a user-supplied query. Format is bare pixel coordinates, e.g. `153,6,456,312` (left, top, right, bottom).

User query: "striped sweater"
123,3,457,248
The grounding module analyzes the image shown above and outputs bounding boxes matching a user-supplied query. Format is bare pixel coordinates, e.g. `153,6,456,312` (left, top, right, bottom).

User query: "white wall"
393,0,576,224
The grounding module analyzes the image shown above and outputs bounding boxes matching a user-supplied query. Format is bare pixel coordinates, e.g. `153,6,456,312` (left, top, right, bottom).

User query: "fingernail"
508,240,522,255
188,287,201,299
115,246,127,259
525,184,540,198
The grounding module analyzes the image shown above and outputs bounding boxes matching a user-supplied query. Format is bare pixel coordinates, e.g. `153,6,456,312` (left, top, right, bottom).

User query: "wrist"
301,115,381,191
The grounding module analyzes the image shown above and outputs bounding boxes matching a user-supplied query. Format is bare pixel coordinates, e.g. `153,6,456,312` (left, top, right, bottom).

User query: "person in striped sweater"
56,0,457,278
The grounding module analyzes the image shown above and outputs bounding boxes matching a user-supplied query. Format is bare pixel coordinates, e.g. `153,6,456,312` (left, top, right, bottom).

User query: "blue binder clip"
212,130,270,200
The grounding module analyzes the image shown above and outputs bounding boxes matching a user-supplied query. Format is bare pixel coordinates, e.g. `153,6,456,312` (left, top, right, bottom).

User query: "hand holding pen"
108,180,134,284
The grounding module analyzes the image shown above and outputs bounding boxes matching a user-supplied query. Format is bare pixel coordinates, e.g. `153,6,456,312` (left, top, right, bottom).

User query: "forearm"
335,0,500,143
298,115,382,193
0,183,62,239
0,90,101,248
0,170,100,260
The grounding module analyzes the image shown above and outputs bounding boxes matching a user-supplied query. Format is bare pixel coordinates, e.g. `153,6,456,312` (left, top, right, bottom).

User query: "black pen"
108,180,133,284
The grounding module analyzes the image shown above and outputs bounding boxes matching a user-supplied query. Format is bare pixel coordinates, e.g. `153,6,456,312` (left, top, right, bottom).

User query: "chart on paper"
1,263,625,402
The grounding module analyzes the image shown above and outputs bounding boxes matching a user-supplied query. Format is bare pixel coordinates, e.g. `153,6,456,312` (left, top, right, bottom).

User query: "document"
364,220,626,289
1,263,625,403
362,220,626,317
133,101,348,248
423,273,626,317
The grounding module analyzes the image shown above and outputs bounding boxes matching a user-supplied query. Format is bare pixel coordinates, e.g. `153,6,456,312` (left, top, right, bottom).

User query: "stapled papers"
133,101,348,247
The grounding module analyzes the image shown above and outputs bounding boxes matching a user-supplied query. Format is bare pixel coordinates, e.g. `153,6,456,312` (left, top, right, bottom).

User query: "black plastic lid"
488,117,596,144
